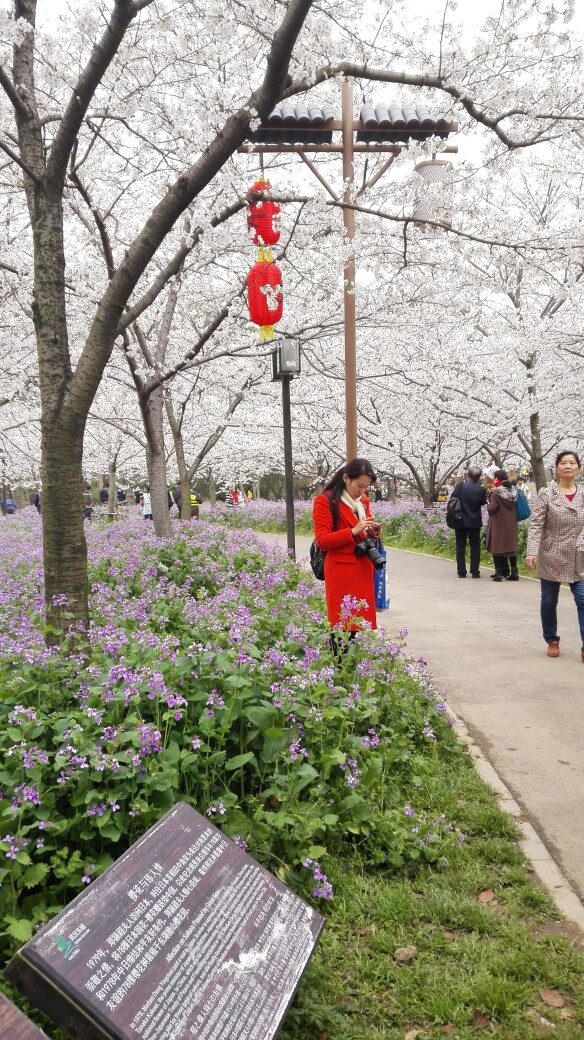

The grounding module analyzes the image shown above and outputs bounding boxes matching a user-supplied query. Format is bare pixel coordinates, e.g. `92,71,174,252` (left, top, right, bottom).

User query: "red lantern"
247,260,283,341
247,179,281,248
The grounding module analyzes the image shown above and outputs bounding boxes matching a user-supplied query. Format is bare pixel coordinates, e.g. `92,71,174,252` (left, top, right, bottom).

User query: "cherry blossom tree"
1,0,583,637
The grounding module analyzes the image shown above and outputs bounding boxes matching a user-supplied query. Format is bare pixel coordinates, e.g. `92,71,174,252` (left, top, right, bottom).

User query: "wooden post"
342,76,357,461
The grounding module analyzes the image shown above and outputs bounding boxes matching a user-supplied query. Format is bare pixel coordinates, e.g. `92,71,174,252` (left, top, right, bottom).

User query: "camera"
354,537,385,569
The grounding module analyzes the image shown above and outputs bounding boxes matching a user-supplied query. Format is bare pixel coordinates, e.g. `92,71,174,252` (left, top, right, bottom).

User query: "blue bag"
373,540,389,610
515,488,531,521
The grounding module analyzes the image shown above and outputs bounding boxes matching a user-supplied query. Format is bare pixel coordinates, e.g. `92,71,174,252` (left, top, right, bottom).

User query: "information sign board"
5,803,324,1040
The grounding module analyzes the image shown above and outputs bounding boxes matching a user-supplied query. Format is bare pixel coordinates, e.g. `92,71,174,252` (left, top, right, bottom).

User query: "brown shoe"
547,640,560,658
581,650,584,663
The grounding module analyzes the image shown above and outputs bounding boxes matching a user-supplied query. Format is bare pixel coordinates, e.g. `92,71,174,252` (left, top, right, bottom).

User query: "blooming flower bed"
212,498,531,562
0,510,461,965
203,497,426,535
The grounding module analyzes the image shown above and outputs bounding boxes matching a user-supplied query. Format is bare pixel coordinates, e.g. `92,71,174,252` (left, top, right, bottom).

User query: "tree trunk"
521,352,547,490
107,459,117,518
41,421,88,637
141,387,172,538
399,456,429,506
32,186,89,634
528,412,547,490
207,468,217,506
253,480,260,500
12,0,316,644
165,405,192,520
180,474,192,521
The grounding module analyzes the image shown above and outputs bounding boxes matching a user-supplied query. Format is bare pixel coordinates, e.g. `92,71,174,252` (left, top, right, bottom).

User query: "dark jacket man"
451,467,487,577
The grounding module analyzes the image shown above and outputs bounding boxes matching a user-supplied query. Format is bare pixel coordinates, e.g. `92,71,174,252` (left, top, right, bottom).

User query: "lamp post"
271,340,301,558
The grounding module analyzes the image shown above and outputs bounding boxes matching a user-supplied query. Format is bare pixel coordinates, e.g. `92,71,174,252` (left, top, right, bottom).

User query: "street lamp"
271,339,301,558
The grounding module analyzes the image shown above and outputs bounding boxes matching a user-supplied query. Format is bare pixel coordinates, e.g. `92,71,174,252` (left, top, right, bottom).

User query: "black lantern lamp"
271,339,301,381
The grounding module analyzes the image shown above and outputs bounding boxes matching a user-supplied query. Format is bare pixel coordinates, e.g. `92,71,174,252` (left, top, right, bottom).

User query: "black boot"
491,555,504,581
506,557,519,581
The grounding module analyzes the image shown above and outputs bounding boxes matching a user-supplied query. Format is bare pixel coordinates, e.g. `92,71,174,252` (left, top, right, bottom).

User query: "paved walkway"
259,533,584,901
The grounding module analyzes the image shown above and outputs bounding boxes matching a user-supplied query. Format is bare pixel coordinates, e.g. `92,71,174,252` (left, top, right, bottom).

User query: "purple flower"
303,858,333,901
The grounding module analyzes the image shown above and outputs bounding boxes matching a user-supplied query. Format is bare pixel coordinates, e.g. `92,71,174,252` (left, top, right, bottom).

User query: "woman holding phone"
312,458,382,632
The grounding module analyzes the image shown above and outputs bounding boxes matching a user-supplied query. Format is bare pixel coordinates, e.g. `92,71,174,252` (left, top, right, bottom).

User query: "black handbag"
446,493,464,530
310,539,326,580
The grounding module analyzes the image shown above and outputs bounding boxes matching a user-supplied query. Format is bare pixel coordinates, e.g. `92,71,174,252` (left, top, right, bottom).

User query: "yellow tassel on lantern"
257,246,273,262
260,325,275,341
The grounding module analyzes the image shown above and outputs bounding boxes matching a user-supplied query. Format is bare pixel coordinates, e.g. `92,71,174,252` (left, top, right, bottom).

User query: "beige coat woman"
526,483,584,582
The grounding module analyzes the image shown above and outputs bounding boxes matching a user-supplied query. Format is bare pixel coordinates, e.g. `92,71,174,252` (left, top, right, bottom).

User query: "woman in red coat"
313,458,381,631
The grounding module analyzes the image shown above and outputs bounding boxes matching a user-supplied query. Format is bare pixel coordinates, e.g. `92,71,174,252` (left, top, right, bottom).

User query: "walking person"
1,495,17,515
141,488,152,521
517,476,531,501
312,458,382,633
526,450,584,660
189,490,201,519
486,469,519,581
450,465,487,578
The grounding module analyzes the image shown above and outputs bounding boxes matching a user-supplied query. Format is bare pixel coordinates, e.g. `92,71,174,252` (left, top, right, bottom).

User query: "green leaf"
292,763,319,795
307,845,327,860
98,823,123,841
180,753,200,771
260,736,287,765
225,752,256,771
243,643,262,660
296,763,319,780
4,915,34,943
321,814,339,827
245,706,274,731
21,863,49,889
163,742,180,765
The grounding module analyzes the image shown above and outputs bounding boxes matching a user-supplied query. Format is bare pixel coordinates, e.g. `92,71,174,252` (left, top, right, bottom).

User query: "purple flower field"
0,509,461,962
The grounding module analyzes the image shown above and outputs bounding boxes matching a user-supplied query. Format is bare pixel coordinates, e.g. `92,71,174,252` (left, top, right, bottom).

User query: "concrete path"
259,533,584,902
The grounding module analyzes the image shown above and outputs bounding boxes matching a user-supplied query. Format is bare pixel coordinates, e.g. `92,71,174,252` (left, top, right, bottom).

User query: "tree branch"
0,64,28,118
116,198,246,334
47,0,154,185
67,0,315,424
68,161,115,278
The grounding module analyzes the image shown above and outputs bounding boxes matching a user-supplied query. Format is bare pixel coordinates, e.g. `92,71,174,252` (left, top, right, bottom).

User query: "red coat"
312,493,377,630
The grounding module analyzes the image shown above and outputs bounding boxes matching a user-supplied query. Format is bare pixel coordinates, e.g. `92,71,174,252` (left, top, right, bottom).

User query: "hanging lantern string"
246,177,283,341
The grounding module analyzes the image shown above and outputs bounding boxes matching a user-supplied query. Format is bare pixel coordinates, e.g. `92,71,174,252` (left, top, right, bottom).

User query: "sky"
2,0,581,43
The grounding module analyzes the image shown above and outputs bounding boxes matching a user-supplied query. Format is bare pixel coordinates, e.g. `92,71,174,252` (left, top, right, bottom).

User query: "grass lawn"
282,754,584,1040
